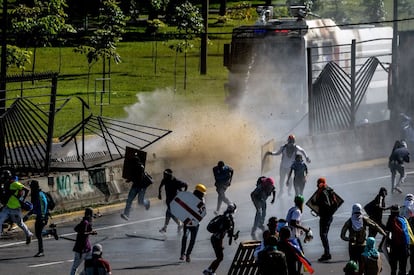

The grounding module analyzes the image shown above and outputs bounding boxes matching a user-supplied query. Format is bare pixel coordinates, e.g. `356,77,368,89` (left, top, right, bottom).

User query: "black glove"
23,215,29,222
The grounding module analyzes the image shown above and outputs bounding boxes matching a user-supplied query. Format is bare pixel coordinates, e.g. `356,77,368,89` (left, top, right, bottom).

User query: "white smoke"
123,89,265,183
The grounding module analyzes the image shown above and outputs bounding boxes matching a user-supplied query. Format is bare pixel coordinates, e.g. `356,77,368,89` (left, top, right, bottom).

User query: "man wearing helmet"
250,176,275,239
203,203,237,275
0,172,33,244
267,134,310,197
180,183,207,263
286,195,310,240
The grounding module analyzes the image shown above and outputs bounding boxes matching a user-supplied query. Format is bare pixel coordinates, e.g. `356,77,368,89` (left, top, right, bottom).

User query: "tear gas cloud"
123,89,265,183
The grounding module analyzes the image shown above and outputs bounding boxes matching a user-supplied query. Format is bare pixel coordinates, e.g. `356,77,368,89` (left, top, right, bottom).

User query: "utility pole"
200,0,208,75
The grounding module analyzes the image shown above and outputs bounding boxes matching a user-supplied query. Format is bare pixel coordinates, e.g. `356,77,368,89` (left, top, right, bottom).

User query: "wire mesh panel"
309,36,391,134
0,72,172,174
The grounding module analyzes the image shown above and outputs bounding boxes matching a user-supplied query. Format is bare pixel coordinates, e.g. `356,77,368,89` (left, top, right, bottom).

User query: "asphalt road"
1,158,413,275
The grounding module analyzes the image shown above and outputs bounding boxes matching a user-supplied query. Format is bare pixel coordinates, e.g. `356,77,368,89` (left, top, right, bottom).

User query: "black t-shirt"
161,177,188,204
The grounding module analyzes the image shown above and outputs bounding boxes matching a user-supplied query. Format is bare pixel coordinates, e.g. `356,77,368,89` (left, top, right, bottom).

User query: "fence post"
350,39,356,129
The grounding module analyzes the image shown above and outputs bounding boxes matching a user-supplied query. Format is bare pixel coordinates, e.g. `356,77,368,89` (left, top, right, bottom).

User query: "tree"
6,45,32,70
147,19,166,75
74,0,127,109
362,0,386,23
10,0,75,73
168,1,203,91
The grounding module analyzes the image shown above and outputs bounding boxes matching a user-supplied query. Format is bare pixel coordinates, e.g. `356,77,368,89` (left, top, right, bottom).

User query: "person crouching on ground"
83,243,112,275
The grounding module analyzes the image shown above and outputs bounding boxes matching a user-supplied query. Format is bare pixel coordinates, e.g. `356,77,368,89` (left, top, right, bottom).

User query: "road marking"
29,260,73,267
0,216,164,248
26,216,165,269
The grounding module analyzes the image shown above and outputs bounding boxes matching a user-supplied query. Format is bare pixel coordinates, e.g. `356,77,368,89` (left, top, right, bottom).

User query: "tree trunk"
174,51,178,92
184,50,187,90
219,0,227,16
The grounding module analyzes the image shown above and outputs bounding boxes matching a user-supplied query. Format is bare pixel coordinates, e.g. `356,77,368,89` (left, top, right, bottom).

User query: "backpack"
257,249,288,275
0,181,12,205
43,192,56,211
207,214,230,233
142,172,153,188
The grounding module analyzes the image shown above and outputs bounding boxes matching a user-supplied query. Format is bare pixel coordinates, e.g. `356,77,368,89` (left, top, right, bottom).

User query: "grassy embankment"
5,10,258,137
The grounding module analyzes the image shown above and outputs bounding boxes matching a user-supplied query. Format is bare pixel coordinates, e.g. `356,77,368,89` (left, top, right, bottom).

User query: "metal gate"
0,72,171,175
308,39,391,135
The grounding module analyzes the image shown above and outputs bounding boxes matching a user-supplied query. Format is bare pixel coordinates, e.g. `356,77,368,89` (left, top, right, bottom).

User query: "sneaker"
179,255,185,261
186,255,191,263
52,228,59,240
145,200,150,210
318,254,332,262
34,252,44,257
203,268,213,275
177,224,183,233
159,227,167,233
120,213,129,221
394,187,403,194
26,235,32,245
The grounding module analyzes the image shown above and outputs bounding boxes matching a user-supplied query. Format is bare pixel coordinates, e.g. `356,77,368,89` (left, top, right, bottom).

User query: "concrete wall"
29,120,395,213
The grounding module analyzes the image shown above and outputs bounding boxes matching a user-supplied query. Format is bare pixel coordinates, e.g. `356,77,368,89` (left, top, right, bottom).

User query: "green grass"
3,10,260,137
6,38,234,136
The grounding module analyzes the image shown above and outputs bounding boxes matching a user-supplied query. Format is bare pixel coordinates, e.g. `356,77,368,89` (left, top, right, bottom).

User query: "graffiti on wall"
54,170,97,198
88,168,110,200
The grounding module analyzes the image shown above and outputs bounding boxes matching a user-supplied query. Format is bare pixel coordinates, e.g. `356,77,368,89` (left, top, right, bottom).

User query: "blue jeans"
0,207,32,237
216,183,231,212
252,198,266,232
70,251,89,275
123,186,148,217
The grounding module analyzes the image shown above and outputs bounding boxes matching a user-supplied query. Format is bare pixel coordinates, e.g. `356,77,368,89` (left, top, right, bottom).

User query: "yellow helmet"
195,183,207,194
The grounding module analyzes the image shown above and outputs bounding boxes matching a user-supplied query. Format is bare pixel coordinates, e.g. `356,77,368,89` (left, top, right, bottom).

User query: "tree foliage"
362,0,386,22
74,0,127,67
6,45,32,70
167,0,203,90
8,0,75,72
10,0,75,48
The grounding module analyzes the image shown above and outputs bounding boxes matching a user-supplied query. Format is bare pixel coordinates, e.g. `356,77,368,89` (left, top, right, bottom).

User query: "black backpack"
43,192,56,211
257,249,288,275
142,172,153,188
207,214,230,233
